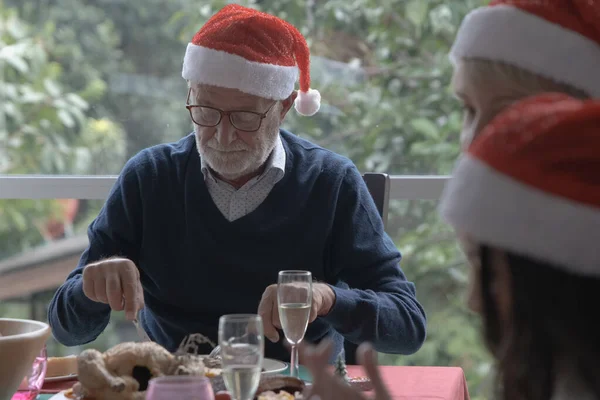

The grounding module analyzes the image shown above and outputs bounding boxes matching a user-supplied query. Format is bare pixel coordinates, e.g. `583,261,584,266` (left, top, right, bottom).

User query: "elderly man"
48,4,426,362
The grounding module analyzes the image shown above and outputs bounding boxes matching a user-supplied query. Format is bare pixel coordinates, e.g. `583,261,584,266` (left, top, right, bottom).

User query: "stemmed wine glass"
218,314,264,400
277,270,312,378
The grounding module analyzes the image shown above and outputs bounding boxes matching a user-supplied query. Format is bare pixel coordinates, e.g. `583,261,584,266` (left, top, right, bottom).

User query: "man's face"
191,84,294,180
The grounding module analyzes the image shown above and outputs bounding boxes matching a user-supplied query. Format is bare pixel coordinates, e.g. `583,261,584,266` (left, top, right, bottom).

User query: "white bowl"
0,318,51,400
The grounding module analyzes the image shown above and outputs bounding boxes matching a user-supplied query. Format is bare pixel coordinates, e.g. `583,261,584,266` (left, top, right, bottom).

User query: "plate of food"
200,354,287,376
48,341,294,400
45,355,78,383
261,358,288,375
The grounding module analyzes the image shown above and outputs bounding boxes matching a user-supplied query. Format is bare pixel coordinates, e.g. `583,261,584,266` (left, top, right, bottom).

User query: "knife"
132,310,152,342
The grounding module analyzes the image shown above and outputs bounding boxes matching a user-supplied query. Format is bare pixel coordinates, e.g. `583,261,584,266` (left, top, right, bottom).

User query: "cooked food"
67,341,302,400
258,390,300,400
201,355,223,369
72,341,205,400
46,355,78,377
347,376,373,391
197,355,222,378
205,367,222,378
255,375,305,400
199,355,265,373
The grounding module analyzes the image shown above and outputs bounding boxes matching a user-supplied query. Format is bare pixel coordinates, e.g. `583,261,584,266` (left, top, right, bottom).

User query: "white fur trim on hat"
182,43,299,100
294,89,321,116
439,155,600,277
449,5,600,97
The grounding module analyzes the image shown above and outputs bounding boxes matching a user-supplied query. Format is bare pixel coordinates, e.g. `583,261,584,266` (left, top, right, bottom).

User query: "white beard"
195,128,278,180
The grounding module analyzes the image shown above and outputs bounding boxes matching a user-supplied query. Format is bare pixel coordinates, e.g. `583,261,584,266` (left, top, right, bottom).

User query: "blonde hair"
459,59,590,100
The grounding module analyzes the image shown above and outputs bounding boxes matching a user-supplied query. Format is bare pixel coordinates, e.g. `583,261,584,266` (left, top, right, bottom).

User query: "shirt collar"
200,133,286,183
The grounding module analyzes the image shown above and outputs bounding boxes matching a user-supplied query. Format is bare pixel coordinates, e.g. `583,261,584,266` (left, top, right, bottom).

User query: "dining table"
38,364,470,400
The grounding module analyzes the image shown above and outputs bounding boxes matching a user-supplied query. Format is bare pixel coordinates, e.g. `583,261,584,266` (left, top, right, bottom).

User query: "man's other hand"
257,282,335,343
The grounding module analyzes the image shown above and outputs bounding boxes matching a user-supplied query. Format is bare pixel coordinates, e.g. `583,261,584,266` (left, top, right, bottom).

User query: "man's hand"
82,257,144,321
300,340,391,400
257,283,335,343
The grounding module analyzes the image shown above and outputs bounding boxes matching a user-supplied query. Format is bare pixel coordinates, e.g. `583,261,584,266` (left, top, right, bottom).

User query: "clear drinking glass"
277,270,312,378
218,314,264,400
11,345,48,400
146,376,214,400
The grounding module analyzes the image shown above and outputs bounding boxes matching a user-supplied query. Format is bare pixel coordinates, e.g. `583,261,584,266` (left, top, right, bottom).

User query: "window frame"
0,175,448,200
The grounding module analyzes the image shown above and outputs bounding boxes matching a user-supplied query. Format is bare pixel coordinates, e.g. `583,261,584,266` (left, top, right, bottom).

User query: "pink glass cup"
146,375,215,400
11,345,48,400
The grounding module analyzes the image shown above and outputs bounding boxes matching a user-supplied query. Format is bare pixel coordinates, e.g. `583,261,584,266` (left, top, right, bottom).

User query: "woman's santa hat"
439,93,600,276
449,0,600,97
182,4,320,116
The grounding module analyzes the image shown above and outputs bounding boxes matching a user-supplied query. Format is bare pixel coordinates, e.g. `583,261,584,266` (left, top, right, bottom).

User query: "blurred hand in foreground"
300,340,391,400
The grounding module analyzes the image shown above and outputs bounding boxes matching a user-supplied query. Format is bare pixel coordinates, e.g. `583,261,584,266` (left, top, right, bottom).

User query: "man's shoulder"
280,129,354,174
121,133,196,179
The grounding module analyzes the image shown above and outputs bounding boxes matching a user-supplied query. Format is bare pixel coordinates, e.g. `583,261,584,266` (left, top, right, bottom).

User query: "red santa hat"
449,0,600,97
439,93,600,276
181,4,321,116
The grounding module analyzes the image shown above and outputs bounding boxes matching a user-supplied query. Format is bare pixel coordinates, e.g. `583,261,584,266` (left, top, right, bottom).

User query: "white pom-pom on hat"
294,88,321,116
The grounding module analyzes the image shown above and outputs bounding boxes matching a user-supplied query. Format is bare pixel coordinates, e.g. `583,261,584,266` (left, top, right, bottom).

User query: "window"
1,0,483,176
1,0,491,397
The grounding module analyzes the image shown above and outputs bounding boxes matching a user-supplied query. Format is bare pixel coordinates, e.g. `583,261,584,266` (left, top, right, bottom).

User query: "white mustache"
206,139,248,152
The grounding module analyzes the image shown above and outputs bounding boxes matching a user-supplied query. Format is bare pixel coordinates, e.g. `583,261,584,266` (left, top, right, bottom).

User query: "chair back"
342,173,391,364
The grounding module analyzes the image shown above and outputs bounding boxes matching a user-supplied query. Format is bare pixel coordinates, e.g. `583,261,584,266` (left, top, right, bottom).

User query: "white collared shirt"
200,135,286,221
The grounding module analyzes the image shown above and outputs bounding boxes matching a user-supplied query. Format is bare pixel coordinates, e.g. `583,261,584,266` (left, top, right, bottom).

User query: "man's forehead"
193,84,270,108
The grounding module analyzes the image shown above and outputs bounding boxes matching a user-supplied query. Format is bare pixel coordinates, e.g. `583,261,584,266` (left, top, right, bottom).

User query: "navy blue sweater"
48,130,426,361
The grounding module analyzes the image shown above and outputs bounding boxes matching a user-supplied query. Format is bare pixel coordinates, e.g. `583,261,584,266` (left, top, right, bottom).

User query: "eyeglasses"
185,89,275,132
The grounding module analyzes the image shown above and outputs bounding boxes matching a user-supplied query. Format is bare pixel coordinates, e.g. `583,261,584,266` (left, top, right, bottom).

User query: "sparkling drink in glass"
219,314,264,400
277,270,312,378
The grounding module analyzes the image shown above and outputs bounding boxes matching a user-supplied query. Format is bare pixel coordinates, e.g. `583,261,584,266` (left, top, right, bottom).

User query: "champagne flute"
277,270,312,378
218,314,264,400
